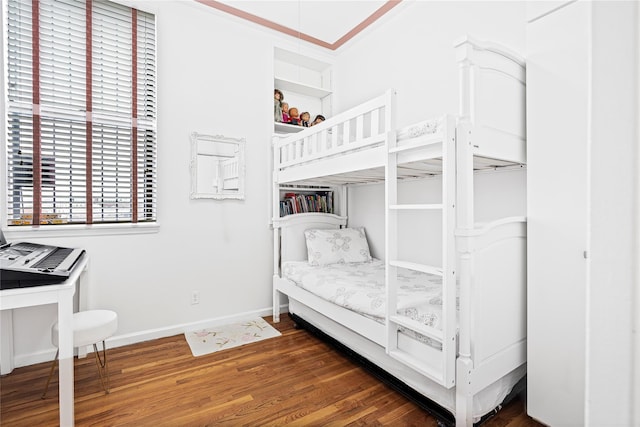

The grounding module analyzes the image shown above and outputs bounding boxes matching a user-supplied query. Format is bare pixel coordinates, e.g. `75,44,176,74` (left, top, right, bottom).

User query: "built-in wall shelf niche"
275,77,331,99
274,47,332,134
274,121,306,134
279,187,334,217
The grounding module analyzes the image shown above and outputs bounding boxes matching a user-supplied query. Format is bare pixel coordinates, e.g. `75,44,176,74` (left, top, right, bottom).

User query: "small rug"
185,317,281,357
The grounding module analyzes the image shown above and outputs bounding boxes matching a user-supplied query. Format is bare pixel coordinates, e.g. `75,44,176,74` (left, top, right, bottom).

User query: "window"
5,0,156,226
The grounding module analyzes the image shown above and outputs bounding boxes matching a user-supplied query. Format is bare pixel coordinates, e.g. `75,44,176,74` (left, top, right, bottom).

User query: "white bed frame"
220,156,240,190
271,36,526,426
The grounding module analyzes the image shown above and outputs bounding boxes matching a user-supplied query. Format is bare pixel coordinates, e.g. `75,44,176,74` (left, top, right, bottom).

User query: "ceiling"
195,1,402,50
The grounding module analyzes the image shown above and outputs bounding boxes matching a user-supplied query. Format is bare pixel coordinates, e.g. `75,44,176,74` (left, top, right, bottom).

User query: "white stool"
42,310,118,398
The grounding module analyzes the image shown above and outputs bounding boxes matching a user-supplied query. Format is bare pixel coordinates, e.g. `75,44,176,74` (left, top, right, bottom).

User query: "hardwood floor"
1,315,542,426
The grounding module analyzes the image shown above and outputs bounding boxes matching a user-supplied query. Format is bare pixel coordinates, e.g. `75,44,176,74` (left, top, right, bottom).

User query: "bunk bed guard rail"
274,89,396,175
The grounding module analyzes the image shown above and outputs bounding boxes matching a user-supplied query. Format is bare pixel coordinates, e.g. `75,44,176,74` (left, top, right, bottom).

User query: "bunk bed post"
455,38,477,427
453,35,527,426
384,89,398,352
273,226,281,322
272,136,282,322
454,128,474,426
458,49,473,123
441,115,457,389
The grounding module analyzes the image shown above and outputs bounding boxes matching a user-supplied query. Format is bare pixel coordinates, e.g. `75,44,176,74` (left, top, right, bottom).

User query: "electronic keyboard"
0,231,85,290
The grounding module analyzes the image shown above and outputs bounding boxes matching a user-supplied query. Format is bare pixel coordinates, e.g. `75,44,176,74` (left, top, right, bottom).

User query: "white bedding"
282,259,454,331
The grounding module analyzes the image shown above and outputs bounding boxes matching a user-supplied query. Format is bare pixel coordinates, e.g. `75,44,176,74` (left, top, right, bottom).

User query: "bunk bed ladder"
385,115,457,388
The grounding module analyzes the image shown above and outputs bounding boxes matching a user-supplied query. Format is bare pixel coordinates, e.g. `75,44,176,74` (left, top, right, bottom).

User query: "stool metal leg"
42,341,111,399
41,349,59,399
93,340,110,394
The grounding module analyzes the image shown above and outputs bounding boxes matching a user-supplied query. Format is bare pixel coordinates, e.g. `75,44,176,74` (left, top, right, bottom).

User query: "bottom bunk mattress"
282,259,449,326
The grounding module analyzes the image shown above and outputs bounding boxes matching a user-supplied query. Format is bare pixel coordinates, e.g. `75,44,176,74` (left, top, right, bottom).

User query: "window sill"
2,222,160,240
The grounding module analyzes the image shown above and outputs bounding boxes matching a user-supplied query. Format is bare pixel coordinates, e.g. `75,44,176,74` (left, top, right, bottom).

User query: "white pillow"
304,227,372,266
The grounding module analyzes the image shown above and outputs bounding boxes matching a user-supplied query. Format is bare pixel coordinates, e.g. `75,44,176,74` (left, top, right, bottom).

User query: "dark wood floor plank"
0,315,541,426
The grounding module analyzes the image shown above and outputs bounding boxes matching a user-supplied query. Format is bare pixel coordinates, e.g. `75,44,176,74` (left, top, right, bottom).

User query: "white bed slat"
371,109,380,136
389,260,444,276
389,315,444,342
308,135,316,156
389,132,444,153
395,144,444,165
388,349,444,384
389,204,443,210
278,134,385,168
320,130,328,151
356,114,364,141
343,120,351,146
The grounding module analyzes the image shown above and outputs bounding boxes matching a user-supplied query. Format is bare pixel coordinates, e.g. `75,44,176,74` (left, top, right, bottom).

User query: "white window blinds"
5,0,156,226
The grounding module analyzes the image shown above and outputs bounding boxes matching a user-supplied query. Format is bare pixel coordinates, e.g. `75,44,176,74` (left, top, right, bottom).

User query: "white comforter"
282,259,452,331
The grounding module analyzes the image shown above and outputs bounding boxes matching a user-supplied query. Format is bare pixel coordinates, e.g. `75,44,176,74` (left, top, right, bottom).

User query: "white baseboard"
13,306,287,369
14,349,58,370
106,307,276,350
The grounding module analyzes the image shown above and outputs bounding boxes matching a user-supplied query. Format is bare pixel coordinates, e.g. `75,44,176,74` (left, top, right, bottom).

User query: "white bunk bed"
220,156,240,190
271,36,526,426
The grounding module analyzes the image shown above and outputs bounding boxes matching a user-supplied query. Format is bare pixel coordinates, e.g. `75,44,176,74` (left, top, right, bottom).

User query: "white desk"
0,253,88,427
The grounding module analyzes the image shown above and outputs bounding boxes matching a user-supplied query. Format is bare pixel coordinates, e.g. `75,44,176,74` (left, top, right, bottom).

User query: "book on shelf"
280,191,333,217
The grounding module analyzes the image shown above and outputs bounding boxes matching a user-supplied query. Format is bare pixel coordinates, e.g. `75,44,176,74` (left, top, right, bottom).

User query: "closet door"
526,1,589,425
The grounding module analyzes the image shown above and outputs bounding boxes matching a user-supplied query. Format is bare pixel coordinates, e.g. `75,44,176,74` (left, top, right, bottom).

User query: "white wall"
333,1,527,259
332,1,527,129
1,0,337,367
348,168,527,264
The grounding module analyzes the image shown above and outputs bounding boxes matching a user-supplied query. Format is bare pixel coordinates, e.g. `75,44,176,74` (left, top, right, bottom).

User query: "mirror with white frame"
190,132,245,200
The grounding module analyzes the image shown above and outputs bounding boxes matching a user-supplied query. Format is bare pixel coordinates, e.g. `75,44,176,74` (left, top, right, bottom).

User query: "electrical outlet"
191,291,200,305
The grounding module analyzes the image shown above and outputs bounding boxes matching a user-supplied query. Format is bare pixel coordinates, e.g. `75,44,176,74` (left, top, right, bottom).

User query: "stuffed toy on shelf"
300,111,310,127
274,89,284,123
288,107,300,125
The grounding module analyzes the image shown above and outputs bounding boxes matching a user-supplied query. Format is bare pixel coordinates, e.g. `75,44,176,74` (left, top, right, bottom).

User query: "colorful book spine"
279,191,333,217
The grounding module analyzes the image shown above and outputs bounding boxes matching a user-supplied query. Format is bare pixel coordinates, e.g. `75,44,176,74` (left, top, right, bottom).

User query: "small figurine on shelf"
281,102,290,123
288,107,300,125
274,89,284,123
311,114,326,126
300,111,311,127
